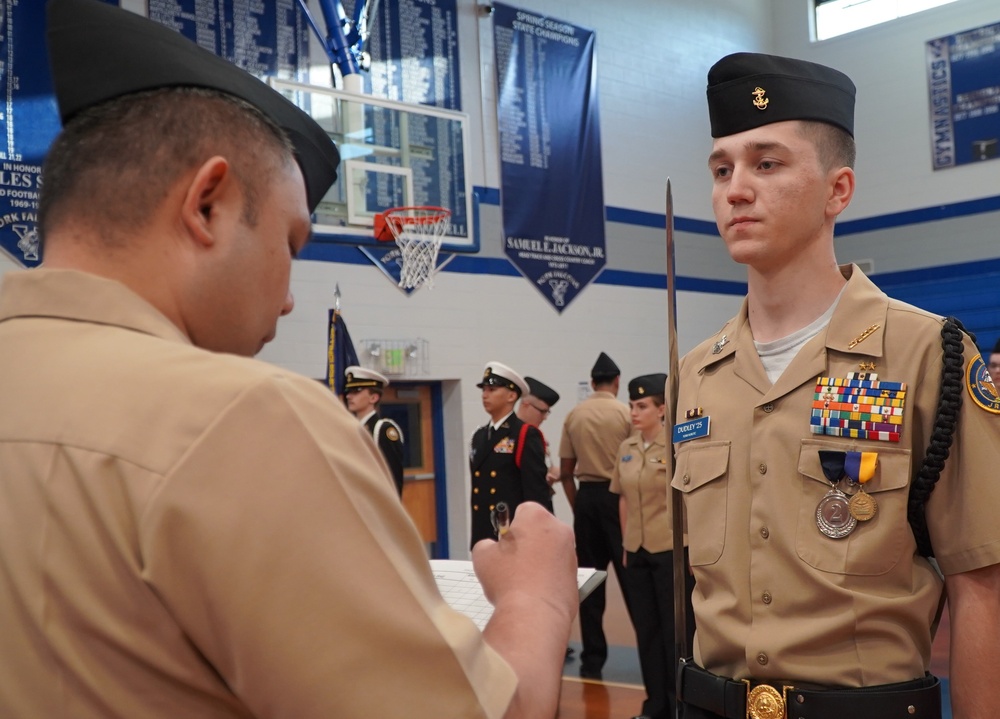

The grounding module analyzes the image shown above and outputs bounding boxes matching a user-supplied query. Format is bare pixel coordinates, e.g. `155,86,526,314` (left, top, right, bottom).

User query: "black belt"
678,660,941,719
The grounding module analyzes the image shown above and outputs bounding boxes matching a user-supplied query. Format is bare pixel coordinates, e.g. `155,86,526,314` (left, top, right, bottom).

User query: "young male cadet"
672,52,1000,719
344,366,405,496
0,1,578,717
516,376,562,487
469,362,552,547
558,352,633,679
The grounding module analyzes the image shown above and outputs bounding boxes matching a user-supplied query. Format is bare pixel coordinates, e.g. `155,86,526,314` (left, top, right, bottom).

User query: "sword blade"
666,179,689,697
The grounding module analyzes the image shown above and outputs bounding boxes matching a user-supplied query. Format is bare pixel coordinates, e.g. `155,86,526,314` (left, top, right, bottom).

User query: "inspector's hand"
472,502,577,719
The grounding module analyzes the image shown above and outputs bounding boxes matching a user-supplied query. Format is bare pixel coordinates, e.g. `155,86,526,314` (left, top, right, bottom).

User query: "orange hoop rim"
375,205,451,241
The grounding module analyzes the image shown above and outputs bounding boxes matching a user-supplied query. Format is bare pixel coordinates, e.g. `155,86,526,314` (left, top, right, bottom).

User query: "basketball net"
377,206,451,290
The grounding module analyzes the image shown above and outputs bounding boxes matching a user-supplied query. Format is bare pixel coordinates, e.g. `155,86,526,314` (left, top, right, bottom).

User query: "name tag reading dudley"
673,416,710,443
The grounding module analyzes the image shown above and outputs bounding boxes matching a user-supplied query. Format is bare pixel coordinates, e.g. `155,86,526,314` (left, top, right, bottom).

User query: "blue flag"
326,310,359,395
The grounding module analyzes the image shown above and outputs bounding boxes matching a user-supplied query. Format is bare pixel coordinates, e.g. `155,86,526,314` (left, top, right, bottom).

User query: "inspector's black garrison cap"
591,352,620,380
46,0,340,212
707,52,855,138
628,373,667,401
525,377,560,407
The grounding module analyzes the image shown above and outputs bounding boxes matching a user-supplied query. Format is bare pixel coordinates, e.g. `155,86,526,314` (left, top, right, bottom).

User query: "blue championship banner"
0,0,89,268
348,0,462,111
926,21,1000,170
146,1,310,81
0,0,307,269
492,3,606,313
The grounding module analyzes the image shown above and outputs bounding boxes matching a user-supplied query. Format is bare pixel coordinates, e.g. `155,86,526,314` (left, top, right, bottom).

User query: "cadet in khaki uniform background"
672,52,1000,719
344,366,405,496
0,2,579,717
558,352,633,679
611,373,694,719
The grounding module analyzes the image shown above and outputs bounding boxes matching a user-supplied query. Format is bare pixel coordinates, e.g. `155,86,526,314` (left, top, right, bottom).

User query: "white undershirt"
754,288,844,384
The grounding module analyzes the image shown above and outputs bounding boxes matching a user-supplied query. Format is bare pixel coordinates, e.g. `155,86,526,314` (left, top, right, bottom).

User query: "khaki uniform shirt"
0,269,516,719
611,430,677,553
671,265,1000,686
559,391,631,481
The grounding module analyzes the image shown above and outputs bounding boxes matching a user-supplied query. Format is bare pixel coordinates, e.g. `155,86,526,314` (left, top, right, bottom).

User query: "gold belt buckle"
742,680,794,719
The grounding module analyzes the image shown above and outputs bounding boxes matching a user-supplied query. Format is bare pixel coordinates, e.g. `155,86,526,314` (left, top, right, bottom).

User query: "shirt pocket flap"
672,441,730,493
798,439,909,494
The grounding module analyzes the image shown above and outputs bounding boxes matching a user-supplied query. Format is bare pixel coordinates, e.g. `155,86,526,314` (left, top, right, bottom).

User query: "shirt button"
758,463,767,475
762,402,774,413
760,526,769,539
757,652,768,666
762,592,772,605
683,474,691,485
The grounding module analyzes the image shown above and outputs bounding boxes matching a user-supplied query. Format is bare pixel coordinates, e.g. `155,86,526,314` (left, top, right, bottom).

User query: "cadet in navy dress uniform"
345,366,405,496
469,362,552,548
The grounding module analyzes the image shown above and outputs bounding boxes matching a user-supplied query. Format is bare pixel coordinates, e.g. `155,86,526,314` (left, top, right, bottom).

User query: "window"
815,0,960,41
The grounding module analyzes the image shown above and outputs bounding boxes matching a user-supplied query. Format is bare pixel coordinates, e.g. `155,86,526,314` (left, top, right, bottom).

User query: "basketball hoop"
374,206,452,290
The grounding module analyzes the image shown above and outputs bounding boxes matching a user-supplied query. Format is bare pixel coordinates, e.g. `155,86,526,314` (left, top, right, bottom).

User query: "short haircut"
798,120,856,171
39,87,295,244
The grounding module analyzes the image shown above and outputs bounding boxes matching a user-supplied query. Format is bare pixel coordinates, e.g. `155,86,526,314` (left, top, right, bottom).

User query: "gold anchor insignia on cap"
638,386,646,395
752,86,769,110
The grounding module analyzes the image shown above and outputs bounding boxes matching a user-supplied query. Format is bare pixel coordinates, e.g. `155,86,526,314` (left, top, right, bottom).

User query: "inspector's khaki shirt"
672,265,1000,687
0,269,516,719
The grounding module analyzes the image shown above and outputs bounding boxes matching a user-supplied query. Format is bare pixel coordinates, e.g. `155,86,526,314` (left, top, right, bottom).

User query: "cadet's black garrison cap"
45,0,340,212
628,373,667,401
707,52,855,138
525,377,559,407
591,352,620,380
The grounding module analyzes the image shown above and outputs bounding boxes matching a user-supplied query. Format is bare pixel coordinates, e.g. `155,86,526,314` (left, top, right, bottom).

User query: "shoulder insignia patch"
966,354,1000,414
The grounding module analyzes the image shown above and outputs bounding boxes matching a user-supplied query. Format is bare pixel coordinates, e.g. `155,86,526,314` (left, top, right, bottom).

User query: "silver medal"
816,488,857,538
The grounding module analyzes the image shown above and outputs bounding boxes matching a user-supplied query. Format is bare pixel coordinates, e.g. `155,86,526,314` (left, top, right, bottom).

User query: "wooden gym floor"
555,573,953,719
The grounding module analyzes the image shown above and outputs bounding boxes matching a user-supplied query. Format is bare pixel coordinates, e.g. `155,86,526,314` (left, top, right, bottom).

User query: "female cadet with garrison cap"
611,374,694,719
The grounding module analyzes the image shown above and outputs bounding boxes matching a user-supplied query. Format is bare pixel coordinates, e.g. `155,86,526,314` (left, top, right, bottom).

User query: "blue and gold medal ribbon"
844,451,878,486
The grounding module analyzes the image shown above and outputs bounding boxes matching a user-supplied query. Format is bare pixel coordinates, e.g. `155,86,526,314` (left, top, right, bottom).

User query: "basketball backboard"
268,79,476,253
